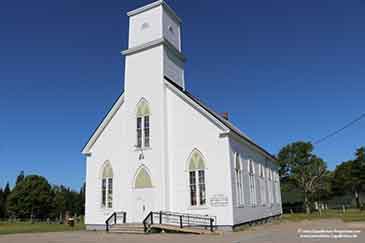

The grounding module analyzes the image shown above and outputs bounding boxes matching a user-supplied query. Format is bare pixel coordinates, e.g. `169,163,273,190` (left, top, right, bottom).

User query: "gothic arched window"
101,162,113,208
136,98,150,148
248,159,257,206
134,167,153,189
188,149,206,206
234,153,244,206
259,163,267,206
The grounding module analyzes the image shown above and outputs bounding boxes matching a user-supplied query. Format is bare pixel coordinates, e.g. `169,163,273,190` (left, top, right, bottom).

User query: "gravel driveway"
0,219,364,243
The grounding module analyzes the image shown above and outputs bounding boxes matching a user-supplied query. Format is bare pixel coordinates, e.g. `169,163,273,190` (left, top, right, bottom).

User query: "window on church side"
137,117,142,148
260,163,267,206
108,178,113,208
189,171,197,206
235,153,244,206
274,171,281,204
101,162,113,209
248,160,257,207
267,167,274,205
102,179,106,207
136,99,150,148
188,149,206,207
198,170,206,205
144,116,150,147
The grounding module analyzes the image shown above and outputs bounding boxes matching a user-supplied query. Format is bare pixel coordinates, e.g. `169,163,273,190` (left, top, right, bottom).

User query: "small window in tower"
141,22,150,30
168,25,174,34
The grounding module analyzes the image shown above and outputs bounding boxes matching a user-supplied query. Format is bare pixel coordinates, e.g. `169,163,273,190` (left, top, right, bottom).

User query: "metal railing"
142,211,215,233
105,211,127,232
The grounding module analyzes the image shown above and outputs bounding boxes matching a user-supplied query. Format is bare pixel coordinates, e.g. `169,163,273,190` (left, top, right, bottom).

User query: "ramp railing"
143,211,215,233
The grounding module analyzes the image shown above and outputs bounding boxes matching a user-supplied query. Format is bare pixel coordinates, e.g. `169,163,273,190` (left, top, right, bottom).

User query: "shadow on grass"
0,222,85,235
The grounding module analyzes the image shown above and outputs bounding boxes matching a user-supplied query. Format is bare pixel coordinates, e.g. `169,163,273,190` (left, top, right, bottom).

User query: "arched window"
234,153,244,206
248,159,257,206
188,149,206,206
267,166,274,205
274,170,281,204
101,162,113,208
134,167,153,189
136,98,150,148
259,163,266,206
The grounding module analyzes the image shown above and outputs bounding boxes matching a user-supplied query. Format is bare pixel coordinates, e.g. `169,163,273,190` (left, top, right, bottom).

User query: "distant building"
82,0,282,231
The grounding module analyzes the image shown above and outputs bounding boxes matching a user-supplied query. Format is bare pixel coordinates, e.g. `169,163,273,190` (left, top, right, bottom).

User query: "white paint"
84,0,282,229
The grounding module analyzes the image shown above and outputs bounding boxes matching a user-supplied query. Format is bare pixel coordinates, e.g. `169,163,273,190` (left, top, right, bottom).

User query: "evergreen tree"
15,171,25,185
7,175,53,219
3,183,10,198
0,187,4,218
2,182,11,218
77,183,86,216
51,185,67,221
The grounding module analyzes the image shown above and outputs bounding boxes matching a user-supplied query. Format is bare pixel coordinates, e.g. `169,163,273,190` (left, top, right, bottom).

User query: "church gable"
82,93,125,155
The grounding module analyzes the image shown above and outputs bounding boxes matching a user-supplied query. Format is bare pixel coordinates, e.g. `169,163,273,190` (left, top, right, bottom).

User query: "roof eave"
221,130,277,162
81,93,125,155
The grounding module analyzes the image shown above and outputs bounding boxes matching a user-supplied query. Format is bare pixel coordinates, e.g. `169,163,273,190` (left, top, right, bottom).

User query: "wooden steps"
109,224,145,234
150,224,220,235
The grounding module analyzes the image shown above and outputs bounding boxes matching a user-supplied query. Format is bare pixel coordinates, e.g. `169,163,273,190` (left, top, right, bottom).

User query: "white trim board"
82,94,125,155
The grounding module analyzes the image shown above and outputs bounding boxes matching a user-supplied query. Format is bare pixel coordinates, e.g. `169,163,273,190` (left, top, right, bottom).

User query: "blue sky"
1,0,364,190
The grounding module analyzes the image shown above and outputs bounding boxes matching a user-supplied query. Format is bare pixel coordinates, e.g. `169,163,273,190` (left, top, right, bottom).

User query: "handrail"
142,211,215,233
161,211,217,225
105,211,127,232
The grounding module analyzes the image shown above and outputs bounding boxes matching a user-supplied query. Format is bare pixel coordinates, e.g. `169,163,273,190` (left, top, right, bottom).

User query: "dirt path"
0,219,364,243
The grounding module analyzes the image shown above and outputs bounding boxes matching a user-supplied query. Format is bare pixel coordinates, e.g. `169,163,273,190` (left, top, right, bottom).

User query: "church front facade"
82,0,282,231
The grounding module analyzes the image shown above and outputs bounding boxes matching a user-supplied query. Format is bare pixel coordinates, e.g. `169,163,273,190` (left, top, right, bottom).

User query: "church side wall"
165,86,235,227
85,103,127,227
229,137,282,226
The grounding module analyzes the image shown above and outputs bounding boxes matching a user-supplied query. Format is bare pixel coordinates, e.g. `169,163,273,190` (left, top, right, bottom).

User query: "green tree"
314,171,333,203
7,175,53,219
2,183,11,218
332,161,353,198
3,183,10,199
332,147,365,208
0,187,4,218
277,141,327,214
51,185,67,221
15,171,25,185
75,183,86,216
50,184,85,220
355,147,365,192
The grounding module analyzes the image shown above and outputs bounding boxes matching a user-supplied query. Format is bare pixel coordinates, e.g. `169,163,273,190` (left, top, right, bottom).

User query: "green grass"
0,222,85,235
282,209,365,222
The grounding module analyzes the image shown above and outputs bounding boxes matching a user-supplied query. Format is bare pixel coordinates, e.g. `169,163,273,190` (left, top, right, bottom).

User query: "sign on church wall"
210,194,229,207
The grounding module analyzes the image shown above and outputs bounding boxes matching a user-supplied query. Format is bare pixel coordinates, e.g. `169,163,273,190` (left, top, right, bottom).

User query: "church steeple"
122,0,186,89
126,0,181,51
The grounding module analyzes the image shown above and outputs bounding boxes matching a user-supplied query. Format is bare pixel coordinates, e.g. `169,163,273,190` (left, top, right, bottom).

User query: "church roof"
82,93,124,155
82,77,276,162
164,76,277,162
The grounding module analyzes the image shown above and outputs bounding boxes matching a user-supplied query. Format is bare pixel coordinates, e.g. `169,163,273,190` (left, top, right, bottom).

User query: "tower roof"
127,0,182,24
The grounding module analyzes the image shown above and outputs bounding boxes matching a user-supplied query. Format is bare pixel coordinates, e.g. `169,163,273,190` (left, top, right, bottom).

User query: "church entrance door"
134,191,154,222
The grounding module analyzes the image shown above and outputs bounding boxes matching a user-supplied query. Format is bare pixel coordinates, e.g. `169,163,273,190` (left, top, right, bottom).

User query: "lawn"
0,222,85,235
282,209,365,222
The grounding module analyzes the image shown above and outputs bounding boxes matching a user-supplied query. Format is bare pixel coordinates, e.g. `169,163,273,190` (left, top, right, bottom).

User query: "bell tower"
122,0,186,89
121,1,186,211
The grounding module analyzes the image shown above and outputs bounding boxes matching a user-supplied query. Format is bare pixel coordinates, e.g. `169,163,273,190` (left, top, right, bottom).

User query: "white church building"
82,0,282,231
